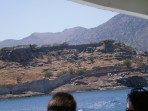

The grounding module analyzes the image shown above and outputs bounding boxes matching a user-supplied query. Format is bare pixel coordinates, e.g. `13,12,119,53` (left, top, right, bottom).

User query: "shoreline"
0,86,127,99
51,86,127,94
0,91,44,99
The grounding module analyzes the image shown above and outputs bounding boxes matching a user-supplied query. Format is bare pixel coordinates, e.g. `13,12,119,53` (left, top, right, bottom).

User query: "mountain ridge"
0,14,148,51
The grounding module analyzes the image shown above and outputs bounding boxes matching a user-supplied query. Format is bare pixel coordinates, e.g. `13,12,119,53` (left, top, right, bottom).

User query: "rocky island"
0,40,148,99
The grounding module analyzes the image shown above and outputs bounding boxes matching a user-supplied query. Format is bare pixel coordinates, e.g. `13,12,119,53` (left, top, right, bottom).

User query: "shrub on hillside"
29,44,38,52
75,67,87,75
100,39,114,44
123,59,132,68
92,66,101,71
68,67,76,74
44,70,53,78
16,77,22,84
57,69,68,77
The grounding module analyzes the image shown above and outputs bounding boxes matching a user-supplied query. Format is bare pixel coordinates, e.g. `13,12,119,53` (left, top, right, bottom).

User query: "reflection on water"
0,88,130,111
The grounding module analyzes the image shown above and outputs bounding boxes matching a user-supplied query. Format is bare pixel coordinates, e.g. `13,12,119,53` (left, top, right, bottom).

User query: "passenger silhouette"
47,92,76,111
126,87,148,111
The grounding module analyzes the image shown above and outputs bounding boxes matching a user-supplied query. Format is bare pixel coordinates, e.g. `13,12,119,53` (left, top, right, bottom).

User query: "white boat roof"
70,0,148,19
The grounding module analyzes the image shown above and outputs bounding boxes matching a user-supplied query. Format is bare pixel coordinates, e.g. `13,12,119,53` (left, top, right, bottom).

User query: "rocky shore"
0,86,126,99
0,71,147,99
52,72,148,93
0,91,44,99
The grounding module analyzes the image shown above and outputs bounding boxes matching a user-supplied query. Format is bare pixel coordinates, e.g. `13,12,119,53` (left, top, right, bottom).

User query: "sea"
0,88,130,111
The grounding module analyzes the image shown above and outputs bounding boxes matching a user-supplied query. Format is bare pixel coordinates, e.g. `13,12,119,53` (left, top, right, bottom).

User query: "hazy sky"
0,0,118,41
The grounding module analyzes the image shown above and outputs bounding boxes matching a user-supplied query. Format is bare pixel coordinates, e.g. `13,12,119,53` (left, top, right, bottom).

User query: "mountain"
0,27,88,47
89,14,148,51
0,14,148,51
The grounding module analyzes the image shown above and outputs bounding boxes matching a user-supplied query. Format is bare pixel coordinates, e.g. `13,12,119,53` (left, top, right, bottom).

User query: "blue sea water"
0,88,130,111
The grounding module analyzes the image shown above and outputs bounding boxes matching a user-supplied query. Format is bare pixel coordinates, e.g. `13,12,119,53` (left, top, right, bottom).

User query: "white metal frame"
70,0,148,19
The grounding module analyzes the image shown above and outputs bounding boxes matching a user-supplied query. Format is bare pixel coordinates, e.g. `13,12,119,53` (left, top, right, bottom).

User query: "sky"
0,0,118,41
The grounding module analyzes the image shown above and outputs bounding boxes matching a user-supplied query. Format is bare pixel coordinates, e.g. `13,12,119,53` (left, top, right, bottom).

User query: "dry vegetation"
0,41,147,85
0,53,119,85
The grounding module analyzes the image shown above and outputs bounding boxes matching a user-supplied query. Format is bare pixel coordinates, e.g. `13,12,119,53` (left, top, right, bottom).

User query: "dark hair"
127,87,148,111
47,92,76,111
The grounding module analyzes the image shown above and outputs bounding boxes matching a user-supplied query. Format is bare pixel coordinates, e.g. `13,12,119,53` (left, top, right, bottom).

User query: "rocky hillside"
0,40,147,85
0,40,136,64
0,14,148,51
0,40,148,97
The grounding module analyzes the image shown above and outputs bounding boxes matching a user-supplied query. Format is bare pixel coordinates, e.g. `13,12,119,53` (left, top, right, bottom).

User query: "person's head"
47,92,76,111
126,87,148,111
